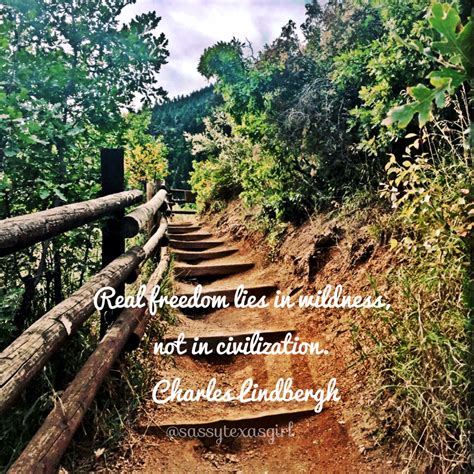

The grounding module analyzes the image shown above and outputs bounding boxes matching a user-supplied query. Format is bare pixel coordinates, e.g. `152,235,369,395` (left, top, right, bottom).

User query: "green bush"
188,3,472,470
374,101,471,469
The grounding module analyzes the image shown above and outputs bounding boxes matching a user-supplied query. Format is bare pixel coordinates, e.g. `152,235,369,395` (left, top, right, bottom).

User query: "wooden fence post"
100,148,125,337
146,181,156,237
156,181,166,263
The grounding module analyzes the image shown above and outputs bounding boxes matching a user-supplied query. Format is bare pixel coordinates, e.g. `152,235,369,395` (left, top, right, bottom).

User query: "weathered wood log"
169,188,196,203
163,328,296,352
125,247,171,351
146,181,164,237
173,248,238,262
176,284,277,315
0,246,146,414
121,189,167,238
9,248,172,473
143,220,168,257
174,262,254,279
8,306,145,473
169,188,190,193
169,221,193,227
184,191,196,204
0,190,143,257
138,406,315,433
0,222,167,414
146,182,156,236
169,239,223,251
167,225,201,233
167,232,212,241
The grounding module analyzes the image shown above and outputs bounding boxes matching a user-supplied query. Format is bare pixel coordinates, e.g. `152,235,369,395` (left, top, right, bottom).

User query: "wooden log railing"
0,246,145,412
122,188,168,237
169,187,196,204
166,188,197,216
10,247,171,473
0,147,174,472
0,190,143,257
0,204,168,413
0,221,168,413
126,248,171,351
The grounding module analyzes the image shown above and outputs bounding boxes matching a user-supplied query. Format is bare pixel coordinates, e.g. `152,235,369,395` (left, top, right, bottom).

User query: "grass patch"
361,108,472,470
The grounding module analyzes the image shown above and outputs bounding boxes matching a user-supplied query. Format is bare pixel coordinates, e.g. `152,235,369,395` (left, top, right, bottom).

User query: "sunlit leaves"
429,2,472,73
384,2,472,128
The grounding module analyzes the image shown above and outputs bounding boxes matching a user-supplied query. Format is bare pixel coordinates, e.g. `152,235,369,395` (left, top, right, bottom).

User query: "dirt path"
112,215,394,473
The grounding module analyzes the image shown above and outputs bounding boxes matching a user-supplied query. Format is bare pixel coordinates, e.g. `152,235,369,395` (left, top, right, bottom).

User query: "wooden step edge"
173,248,239,262
167,226,202,234
176,283,277,302
163,328,296,347
174,262,255,278
172,209,196,215
176,282,276,313
169,221,194,227
169,240,225,251
167,233,213,242
136,405,316,433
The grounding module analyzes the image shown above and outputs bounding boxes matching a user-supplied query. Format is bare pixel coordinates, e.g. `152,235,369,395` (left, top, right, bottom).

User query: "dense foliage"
185,0,472,470
0,0,169,467
0,0,471,471
123,110,169,188
151,86,220,187
0,0,169,338
188,1,434,221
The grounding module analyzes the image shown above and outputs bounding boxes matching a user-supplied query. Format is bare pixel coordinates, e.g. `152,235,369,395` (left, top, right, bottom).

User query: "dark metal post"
100,148,125,337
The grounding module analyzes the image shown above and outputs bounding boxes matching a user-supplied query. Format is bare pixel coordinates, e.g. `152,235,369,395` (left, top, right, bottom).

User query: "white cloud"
120,0,308,98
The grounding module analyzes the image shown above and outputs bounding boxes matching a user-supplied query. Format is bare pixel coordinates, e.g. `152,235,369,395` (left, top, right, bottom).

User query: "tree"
151,87,220,187
0,0,169,334
123,110,169,188
198,39,246,82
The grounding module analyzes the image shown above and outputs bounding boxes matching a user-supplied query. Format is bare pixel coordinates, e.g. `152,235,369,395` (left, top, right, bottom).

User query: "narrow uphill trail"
119,216,388,473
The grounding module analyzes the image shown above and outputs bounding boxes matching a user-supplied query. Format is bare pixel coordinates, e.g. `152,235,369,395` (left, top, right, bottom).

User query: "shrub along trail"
107,209,399,472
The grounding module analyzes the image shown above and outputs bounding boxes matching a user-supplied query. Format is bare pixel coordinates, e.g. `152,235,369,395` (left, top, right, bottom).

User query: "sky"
119,0,309,99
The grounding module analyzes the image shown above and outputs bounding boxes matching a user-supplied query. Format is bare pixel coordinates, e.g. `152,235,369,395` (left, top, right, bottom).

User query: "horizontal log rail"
121,188,168,238
0,190,143,257
169,188,196,204
170,198,187,204
0,146,187,470
172,209,197,215
10,247,171,473
143,220,168,256
126,248,171,351
0,214,169,414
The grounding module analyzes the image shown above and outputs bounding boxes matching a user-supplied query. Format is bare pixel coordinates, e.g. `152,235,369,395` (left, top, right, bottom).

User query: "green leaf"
429,3,461,52
39,189,50,200
457,21,474,75
4,149,17,158
67,127,83,136
384,2,471,130
429,2,472,73
383,103,418,128
53,189,67,201
428,68,466,91
0,173,12,192
30,135,49,145
408,84,432,102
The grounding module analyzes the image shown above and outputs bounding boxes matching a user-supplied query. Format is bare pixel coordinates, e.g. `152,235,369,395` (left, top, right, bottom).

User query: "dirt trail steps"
126,216,376,472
